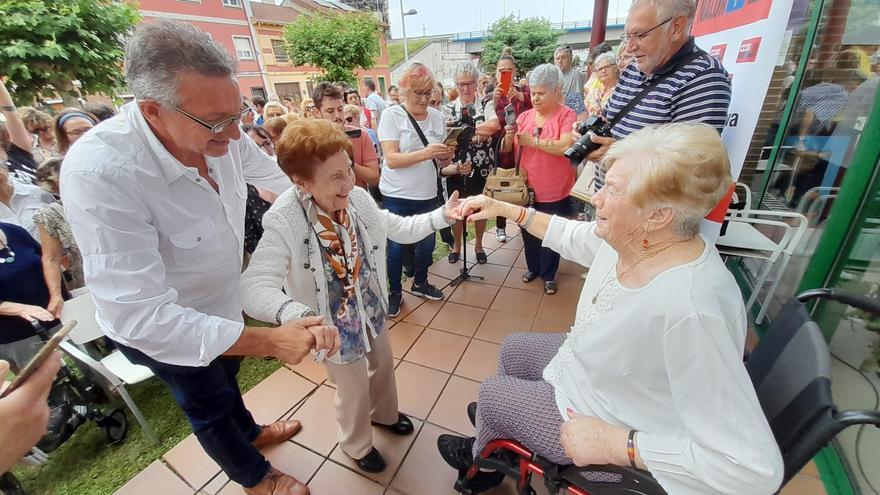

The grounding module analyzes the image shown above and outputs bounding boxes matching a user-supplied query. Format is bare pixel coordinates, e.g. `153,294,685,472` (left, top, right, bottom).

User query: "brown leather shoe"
252,420,302,449
243,468,309,495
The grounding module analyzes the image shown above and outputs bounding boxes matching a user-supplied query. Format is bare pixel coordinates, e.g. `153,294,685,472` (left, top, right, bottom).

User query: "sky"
385,0,634,39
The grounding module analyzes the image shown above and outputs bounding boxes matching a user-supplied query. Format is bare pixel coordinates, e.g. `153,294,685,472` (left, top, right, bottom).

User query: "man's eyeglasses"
621,16,675,45
163,102,252,134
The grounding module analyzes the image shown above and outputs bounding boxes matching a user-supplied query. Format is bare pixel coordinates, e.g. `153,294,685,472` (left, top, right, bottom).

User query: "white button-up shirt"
0,182,54,241
60,102,292,367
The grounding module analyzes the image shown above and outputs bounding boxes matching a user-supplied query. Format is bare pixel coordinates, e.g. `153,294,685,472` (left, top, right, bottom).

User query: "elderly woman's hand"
305,322,341,358
424,143,454,161
516,132,537,149
271,315,337,364
561,410,633,468
457,194,518,223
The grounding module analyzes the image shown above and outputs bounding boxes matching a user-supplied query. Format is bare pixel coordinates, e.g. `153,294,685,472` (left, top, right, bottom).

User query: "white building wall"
391,40,480,88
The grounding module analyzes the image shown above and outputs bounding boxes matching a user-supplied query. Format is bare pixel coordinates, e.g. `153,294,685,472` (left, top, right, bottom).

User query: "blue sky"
386,0,634,39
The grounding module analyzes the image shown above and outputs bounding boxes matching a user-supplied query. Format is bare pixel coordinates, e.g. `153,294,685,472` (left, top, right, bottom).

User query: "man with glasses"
576,0,731,172
61,20,337,495
312,82,380,189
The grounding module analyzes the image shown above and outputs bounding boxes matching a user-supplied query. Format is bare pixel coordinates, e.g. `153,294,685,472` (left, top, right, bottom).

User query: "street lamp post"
399,1,418,62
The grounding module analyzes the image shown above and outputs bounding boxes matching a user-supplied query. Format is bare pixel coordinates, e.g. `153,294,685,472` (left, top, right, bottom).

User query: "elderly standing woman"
555,46,586,116
437,123,784,495
585,53,620,118
54,108,97,156
502,64,577,295
241,119,463,473
377,63,456,317
20,108,59,163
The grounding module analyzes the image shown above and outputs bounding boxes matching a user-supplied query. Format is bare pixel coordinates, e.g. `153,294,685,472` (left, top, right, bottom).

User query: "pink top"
515,105,578,203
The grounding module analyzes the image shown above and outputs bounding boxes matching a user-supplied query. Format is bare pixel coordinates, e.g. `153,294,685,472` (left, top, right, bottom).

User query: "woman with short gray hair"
498,63,577,295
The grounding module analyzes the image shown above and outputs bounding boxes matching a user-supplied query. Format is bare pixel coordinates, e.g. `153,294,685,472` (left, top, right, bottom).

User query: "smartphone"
499,69,513,96
444,127,465,146
0,320,77,399
504,104,517,127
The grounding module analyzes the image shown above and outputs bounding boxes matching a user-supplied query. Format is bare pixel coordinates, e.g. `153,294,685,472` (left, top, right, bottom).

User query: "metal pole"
400,0,409,61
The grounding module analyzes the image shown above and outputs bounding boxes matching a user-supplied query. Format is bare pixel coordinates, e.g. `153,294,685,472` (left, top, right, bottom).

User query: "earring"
642,238,649,249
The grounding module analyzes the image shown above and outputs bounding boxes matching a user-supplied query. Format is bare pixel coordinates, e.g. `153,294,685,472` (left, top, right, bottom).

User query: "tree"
283,12,381,85
481,15,561,74
0,0,139,105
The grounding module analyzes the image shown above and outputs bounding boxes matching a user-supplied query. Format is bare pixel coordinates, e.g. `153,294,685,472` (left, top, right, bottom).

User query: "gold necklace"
591,240,690,305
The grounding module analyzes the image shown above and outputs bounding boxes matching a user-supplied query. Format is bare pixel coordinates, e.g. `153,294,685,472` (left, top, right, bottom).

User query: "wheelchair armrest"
560,464,667,495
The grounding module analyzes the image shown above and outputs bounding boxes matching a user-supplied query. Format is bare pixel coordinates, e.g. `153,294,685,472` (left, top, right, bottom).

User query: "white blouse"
542,217,783,495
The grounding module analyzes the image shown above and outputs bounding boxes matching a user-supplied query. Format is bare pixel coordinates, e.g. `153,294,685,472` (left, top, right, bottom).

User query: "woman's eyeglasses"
65,127,92,137
345,116,356,123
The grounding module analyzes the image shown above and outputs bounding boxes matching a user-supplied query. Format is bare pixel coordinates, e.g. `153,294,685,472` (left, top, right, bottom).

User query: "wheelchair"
453,288,880,495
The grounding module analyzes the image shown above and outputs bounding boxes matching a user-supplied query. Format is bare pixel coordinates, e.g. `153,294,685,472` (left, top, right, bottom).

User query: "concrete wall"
391,40,480,87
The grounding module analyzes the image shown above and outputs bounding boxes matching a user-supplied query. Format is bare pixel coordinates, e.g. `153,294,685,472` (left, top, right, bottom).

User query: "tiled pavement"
115,225,826,495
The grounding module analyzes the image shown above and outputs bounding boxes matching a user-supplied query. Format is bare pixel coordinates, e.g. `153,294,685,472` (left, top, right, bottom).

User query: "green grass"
13,221,494,495
387,39,430,68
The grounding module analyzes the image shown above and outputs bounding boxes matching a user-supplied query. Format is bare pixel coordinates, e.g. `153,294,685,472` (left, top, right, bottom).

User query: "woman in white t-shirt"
377,63,457,317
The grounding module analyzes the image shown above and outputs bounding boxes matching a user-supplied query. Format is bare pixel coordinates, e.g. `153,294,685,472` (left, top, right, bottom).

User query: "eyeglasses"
345,116,356,123
33,127,51,134
456,81,476,89
412,90,434,100
621,16,675,45
594,65,615,72
306,105,316,112
163,102,252,134
65,127,92,137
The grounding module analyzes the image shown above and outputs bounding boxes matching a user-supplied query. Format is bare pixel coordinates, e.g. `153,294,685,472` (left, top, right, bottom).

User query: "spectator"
263,101,286,120
582,42,613,96
477,74,490,100
386,85,400,106
0,80,38,185
500,64,576,295
54,108,97,155
555,46,586,115
252,95,266,125
363,79,387,124
0,161,54,241
344,89,374,130
83,102,117,122
283,96,299,115
343,104,381,153
616,42,632,73
377,63,455,316
300,98,316,117
264,116,289,145
492,48,532,243
241,124,275,157
0,353,61,474
585,53,620,119
429,84,444,110
20,107,58,163
312,82,380,189
61,20,333,495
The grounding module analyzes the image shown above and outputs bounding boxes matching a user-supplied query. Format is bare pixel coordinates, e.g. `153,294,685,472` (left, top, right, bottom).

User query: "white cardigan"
239,186,451,363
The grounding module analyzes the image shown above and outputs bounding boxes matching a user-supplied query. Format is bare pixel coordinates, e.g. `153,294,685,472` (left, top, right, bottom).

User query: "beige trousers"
324,330,399,459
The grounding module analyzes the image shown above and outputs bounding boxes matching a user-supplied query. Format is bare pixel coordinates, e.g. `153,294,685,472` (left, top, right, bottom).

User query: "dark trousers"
383,196,438,293
115,342,269,488
522,199,571,282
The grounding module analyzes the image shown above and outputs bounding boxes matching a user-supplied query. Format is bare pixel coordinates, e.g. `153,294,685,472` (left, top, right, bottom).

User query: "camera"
563,116,612,165
344,128,362,139
449,104,477,164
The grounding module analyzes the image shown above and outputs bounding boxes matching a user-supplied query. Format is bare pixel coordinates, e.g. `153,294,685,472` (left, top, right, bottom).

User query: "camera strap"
607,50,702,129
402,106,440,177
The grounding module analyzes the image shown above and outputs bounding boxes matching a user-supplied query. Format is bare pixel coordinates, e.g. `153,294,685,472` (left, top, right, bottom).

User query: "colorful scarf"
305,198,363,318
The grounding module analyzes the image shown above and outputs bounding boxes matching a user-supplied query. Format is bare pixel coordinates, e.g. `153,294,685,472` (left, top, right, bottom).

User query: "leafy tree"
481,15,561,74
0,0,139,105
283,12,381,85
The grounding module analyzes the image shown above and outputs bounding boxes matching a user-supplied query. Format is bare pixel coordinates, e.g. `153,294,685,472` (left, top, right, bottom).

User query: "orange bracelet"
515,207,527,224
627,430,637,468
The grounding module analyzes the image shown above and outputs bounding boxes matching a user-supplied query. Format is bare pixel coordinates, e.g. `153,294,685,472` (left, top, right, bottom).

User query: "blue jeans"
522,199,572,282
383,196,437,293
115,342,269,488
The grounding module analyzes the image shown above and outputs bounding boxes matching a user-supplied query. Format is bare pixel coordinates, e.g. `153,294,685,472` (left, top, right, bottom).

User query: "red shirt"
346,125,379,189
514,105,578,203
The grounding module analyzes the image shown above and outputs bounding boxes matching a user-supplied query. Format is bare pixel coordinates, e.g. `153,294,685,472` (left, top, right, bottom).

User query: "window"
222,0,241,6
271,39,288,64
378,76,386,94
232,36,254,60
251,87,266,100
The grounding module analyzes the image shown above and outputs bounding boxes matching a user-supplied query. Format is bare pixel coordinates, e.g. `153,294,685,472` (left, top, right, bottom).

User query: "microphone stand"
450,105,484,287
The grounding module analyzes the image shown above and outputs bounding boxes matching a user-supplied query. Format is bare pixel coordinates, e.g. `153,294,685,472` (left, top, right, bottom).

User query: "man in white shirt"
363,79,387,124
0,162,53,241
61,20,338,495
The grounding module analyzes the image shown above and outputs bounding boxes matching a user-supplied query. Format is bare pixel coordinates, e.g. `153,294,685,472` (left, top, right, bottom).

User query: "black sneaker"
411,282,444,301
404,265,415,278
467,402,477,427
388,291,402,318
437,434,475,471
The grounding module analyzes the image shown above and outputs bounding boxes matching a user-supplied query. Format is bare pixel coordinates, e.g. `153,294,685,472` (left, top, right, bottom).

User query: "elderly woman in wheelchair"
438,123,785,494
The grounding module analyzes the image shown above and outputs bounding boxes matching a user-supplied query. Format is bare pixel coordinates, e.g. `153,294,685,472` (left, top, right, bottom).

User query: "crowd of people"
0,0,790,493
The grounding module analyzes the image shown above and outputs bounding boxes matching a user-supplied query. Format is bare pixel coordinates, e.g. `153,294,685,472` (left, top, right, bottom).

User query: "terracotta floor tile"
162,434,221,490
428,259,465,280
535,293,579,325
474,310,535,344
780,474,827,495
801,460,820,478
513,251,528,269
475,232,506,251
553,274,585,298
467,263,512,285
308,460,385,495
454,340,501,383
114,460,193,495
557,259,588,277
285,357,328,385
201,472,229,495
403,299,444,326
395,361,450,420
391,292,424,322
531,318,572,334
388,322,426,359
427,273,454,292
329,418,424,486
448,281,501,309
427,375,480,435
405,328,470,372
390,423,463,495
243,368,316,425
216,442,324,495
490,287,542,318
288,386,339,456
485,248,520,267
501,269,545,293
428,302,487,337
497,235,524,251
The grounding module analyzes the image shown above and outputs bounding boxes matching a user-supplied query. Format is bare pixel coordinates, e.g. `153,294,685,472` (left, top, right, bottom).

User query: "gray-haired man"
61,20,339,495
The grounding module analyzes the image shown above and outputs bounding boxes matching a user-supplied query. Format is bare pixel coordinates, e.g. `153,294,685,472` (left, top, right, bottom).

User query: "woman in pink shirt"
501,64,577,295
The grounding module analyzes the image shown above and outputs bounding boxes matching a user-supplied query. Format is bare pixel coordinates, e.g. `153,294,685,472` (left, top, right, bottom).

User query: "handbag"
483,139,530,206
569,162,596,203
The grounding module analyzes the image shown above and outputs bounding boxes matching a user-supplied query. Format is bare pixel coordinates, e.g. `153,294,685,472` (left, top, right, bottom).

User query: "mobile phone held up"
444,127,466,146
504,104,517,128
0,320,77,399
499,69,513,96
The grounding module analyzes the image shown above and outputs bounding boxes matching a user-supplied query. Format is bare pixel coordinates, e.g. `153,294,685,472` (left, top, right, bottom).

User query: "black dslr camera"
450,104,477,164
564,115,612,165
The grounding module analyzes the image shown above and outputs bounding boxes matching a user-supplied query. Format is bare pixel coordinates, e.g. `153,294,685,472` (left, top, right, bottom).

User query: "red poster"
692,0,772,36
736,37,762,63
710,44,728,62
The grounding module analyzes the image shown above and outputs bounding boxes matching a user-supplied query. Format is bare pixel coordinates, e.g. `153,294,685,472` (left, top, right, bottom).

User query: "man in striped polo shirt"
580,0,732,180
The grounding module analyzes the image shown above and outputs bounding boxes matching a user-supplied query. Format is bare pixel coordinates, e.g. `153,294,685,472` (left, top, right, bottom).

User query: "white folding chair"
717,210,808,324
59,293,159,443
